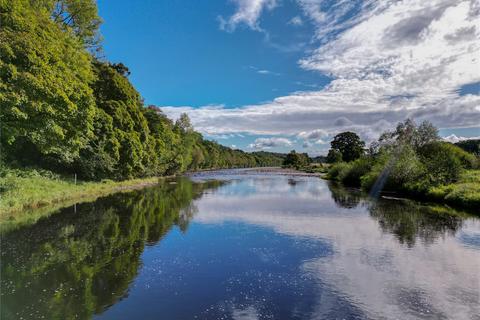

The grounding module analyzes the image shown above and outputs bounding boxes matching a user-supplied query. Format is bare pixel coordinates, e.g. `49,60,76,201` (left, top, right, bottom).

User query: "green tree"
283,150,310,169
326,149,343,163
89,61,152,178
455,139,480,156
49,0,102,48
329,132,365,162
0,0,96,165
378,119,439,151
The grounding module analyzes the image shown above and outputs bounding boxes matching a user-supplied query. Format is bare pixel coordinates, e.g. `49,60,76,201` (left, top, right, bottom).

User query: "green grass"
0,168,165,226
300,163,330,174
326,159,480,211
427,170,480,210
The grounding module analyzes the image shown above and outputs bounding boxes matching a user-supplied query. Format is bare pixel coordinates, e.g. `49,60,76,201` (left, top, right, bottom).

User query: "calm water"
1,169,479,320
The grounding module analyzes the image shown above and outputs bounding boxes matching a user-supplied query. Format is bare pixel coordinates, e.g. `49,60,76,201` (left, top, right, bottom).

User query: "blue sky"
97,0,480,155
97,0,327,107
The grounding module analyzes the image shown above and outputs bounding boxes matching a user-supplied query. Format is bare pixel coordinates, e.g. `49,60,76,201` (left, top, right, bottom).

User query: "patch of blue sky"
97,0,330,108
458,82,480,96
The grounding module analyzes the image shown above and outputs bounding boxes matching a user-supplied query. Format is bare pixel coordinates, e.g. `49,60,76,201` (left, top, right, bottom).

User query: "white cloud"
248,137,293,149
288,15,303,26
219,0,278,32
298,129,328,140
164,0,480,146
248,65,281,75
443,134,480,143
257,69,280,75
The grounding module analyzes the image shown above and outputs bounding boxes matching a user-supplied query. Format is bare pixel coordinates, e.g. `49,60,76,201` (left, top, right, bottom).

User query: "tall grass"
0,167,163,224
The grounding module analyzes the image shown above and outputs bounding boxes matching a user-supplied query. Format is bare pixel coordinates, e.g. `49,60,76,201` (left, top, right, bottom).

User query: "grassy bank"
0,168,165,226
425,170,480,209
326,163,480,212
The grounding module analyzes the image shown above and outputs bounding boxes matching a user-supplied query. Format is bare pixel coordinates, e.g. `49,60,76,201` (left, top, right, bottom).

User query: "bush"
327,162,352,181
327,157,373,186
443,143,478,169
389,146,425,188
360,147,425,192
418,142,463,185
340,157,373,186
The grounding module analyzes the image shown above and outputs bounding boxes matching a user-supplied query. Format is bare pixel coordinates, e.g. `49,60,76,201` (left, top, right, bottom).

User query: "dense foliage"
327,120,480,209
0,0,283,180
455,139,480,156
283,150,310,169
327,132,365,163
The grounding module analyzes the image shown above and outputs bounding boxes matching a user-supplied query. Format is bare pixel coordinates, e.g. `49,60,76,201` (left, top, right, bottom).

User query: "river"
1,169,479,319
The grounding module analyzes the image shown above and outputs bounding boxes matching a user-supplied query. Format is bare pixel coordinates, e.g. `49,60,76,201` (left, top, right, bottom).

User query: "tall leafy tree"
329,132,365,162
0,0,96,165
283,150,310,169
378,119,439,150
90,61,151,178
49,0,102,49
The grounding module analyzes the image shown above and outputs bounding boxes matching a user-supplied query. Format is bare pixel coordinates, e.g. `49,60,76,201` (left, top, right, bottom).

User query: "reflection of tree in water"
287,178,297,186
0,178,223,320
327,182,363,209
368,199,466,247
327,181,470,247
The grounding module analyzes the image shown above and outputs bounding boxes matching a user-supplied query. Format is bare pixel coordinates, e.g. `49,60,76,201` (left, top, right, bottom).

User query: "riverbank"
323,167,480,212
0,167,322,228
0,168,167,226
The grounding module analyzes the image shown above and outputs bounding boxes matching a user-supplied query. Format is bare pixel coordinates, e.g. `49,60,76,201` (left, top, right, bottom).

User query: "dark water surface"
1,169,479,320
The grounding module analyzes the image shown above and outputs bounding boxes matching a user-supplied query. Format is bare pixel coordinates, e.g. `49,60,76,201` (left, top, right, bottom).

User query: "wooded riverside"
322,120,480,210
0,0,284,182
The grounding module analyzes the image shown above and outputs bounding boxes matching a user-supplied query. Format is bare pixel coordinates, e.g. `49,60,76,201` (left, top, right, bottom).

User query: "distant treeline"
0,0,284,180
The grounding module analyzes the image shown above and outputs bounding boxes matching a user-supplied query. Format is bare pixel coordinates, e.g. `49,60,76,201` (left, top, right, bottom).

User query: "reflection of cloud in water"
457,224,480,251
194,176,480,320
232,306,259,320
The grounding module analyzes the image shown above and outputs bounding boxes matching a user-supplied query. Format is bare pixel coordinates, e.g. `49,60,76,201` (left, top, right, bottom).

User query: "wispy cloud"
248,65,281,76
219,0,278,32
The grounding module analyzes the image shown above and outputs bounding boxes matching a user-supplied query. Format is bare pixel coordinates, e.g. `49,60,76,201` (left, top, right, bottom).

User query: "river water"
1,169,479,319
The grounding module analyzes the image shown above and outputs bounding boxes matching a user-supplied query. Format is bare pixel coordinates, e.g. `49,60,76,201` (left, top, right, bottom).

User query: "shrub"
388,145,425,188
361,147,425,192
418,142,463,185
340,157,373,186
327,162,352,181
442,143,478,169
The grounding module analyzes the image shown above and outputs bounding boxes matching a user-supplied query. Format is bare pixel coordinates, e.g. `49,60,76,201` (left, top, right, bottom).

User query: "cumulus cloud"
163,0,480,149
298,129,328,140
219,0,278,32
443,134,480,143
248,137,293,149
